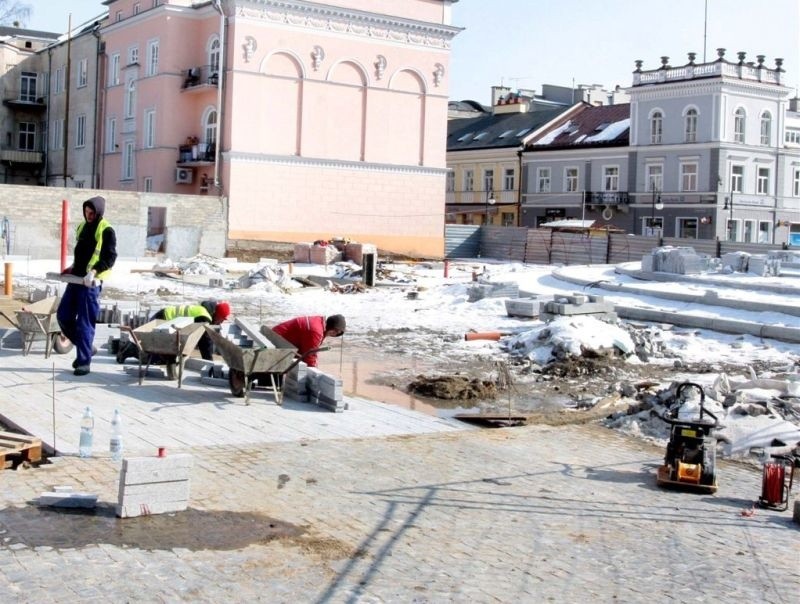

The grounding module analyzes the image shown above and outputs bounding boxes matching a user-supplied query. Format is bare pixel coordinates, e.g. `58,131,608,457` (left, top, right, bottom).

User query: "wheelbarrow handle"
281,346,331,374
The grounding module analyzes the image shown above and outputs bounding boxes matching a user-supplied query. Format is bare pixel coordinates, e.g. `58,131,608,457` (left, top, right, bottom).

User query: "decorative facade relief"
374,55,387,80
243,36,257,62
311,45,326,71
433,63,445,87
236,0,459,49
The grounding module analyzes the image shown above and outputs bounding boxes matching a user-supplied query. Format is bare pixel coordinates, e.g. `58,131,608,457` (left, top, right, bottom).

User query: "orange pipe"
3,262,11,296
464,331,504,341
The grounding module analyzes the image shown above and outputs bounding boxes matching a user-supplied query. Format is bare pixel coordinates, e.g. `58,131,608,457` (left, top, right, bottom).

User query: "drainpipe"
63,15,71,188
45,46,52,184
91,21,103,189
211,0,225,191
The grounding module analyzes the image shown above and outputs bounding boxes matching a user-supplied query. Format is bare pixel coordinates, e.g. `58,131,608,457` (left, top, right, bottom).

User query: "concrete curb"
551,266,800,344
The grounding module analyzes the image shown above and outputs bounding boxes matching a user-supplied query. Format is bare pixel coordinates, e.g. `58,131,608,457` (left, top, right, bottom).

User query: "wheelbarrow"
0,295,73,358
204,322,324,405
121,318,205,388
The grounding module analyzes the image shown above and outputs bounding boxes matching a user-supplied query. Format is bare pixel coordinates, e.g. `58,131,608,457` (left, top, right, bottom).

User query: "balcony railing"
177,140,215,164
2,93,46,112
181,65,219,90
586,191,630,205
0,149,43,164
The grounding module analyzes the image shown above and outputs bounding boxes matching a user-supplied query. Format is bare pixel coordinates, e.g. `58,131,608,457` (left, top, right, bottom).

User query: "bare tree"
0,1,31,28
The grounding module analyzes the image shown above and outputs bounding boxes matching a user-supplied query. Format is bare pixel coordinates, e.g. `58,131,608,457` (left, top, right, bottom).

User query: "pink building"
99,0,460,257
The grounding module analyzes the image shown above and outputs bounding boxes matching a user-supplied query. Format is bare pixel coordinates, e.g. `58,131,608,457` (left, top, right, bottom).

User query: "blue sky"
20,0,800,104
450,0,799,103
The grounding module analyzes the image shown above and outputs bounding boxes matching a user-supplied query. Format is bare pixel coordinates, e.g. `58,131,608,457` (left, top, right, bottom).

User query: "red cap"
214,301,231,323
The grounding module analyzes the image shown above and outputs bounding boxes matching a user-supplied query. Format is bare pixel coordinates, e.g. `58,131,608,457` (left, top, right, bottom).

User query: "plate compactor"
656,382,720,494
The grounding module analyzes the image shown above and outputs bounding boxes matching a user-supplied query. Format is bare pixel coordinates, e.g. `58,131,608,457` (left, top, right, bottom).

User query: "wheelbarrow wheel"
165,363,177,381
53,334,73,355
229,369,246,397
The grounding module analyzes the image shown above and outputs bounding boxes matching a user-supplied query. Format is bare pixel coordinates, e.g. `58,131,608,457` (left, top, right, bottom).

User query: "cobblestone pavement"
1,423,798,603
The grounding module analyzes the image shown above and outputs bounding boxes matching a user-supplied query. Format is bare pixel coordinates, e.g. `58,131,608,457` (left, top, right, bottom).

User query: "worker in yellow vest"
117,300,231,363
57,196,117,376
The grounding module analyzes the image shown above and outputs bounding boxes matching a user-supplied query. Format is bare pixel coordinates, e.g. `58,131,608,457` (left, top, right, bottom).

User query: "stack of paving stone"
293,242,311,263
283,362,345,412
721,251,750,272
539,293,617,322
642,246,707,274
467,281,520,302
504,296,541,318
747,255,781,276
309,243,342,264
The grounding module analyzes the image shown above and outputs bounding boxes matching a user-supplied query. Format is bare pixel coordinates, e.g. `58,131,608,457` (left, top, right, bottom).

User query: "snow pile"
503,315,635,365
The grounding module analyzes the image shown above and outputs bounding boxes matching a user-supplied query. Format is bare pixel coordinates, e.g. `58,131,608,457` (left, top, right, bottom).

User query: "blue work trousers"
57,282,101,367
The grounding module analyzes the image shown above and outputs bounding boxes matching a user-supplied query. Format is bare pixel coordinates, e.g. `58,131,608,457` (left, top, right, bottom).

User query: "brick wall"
0,184,227,259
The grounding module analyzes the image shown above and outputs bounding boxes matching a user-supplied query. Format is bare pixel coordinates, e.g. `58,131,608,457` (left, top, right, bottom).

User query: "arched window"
650,110,663,144
684,108,698,143
760,110,772,146
734,108,746,143
208,36,220,76
202,108,217,160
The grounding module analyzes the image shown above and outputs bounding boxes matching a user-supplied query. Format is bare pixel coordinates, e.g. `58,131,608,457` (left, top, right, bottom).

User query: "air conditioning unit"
175,167,194,184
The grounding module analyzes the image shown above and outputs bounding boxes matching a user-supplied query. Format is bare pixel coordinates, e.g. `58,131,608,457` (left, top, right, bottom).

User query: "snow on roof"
584,118,630,142
533,120,573,146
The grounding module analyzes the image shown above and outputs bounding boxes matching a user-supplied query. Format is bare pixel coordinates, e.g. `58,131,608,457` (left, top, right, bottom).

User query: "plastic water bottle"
109,409,123,461
78,406,94,458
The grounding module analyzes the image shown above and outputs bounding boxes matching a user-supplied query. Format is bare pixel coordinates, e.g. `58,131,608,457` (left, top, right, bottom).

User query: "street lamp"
485,190,496,225
650,187,663,235
723,194,734,240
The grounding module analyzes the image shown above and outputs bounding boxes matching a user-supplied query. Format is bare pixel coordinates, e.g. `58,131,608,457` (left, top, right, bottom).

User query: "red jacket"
272,315,325,367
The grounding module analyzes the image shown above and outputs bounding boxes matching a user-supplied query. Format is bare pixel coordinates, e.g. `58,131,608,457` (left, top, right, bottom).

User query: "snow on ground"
5,254,800,461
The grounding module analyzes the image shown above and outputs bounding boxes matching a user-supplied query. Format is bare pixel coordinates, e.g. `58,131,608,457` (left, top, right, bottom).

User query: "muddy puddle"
317,347,484,417
315,343,601,419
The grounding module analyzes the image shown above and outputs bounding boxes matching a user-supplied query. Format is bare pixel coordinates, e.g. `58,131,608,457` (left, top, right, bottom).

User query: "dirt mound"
407,374,497,400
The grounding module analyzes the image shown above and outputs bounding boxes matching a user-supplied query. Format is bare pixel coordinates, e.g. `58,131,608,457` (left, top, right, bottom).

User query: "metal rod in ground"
339,335,344,376
51,362,56,453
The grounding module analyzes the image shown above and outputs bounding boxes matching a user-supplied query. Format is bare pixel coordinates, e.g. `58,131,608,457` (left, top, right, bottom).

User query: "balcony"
0,149,43,164
586,191,630,206
2,93,46,113
177,139,215,166
181,65,218,92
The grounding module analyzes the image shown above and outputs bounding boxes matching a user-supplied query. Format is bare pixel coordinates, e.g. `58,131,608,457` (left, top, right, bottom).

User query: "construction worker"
272,314,345,368
117,300,231,363
58,196,117,376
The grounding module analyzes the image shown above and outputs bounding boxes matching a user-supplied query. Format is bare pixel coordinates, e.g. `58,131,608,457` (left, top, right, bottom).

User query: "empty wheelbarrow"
0,295,73,358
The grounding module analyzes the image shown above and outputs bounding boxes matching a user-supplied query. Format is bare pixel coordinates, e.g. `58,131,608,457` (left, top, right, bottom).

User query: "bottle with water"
78,406,94,458
109,408,123,461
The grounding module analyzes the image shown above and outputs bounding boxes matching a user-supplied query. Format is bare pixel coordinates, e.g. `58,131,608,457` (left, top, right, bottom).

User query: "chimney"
790,97,800,112
491,86,511,107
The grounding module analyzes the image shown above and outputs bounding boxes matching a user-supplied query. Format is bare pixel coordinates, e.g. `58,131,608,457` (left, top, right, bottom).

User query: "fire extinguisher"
758,454,797,511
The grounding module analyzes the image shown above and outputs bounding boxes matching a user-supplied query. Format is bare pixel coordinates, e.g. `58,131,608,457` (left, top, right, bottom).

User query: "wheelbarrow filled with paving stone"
121,318,206,387
204,318,319,405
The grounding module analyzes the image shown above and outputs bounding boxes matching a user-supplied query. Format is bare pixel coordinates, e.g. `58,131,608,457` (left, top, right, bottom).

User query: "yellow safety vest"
163,305,212,321
76,217,112,281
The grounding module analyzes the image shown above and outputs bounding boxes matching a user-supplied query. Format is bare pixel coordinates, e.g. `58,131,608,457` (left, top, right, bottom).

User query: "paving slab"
0,325,465,457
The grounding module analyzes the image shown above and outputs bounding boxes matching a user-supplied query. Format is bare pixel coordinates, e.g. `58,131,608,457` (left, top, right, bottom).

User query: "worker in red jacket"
272,314,345,367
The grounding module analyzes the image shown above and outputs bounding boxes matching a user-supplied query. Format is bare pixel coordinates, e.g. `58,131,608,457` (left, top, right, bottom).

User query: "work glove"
83,270,96,287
